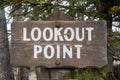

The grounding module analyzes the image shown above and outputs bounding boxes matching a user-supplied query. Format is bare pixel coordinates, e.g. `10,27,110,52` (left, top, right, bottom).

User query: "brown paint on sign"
11,21,107,68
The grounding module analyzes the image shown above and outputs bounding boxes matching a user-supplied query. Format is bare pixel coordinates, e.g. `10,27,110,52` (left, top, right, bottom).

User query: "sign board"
11,21,107,68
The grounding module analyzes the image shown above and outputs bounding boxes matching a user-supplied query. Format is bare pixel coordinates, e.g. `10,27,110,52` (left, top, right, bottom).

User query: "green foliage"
112,33,120,49
109,31,120,61
107,31,120,69
0,0,120,78
109,6,120,14
0,0,10,9
0,0,119,79
65,68,112,80
0,0,119,22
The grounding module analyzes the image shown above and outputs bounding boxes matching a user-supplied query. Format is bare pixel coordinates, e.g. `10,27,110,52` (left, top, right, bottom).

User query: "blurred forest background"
0,0,120,80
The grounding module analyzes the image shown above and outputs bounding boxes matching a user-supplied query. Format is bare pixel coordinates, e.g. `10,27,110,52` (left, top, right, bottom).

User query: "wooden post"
11,10,107,80
35,67,50,80
17,67,29,80
35,10,74,80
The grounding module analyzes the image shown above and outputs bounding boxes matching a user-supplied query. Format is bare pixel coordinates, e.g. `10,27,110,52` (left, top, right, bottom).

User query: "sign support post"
35,10,73,80
11,11,107,80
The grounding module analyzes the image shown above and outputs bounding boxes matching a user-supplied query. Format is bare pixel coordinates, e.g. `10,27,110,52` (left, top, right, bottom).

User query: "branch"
113,57,120,61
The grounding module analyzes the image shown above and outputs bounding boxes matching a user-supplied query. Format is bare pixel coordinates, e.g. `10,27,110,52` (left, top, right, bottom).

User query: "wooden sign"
11,21,107,68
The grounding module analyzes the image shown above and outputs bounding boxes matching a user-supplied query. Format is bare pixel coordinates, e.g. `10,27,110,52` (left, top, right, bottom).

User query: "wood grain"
11,21,107,68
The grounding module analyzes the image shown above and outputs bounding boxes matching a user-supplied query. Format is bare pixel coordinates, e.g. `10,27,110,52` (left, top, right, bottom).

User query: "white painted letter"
54,28,64,41
23,28,30,41
31,27,41,41
34,45,42,58
86,27,94,41
76,28,85,41
63,45,72,58
43,28,53,41
44,45,54,59
56,45,60,58
64,27,74,41
74,45,82,59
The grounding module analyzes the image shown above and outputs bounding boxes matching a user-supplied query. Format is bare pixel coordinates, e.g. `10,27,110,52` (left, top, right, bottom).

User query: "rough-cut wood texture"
35,11,72,80
35,67,50,80
46,11,73,21
0,9,14,80
17,67,29,80
13,7,29,80
11,20,107,68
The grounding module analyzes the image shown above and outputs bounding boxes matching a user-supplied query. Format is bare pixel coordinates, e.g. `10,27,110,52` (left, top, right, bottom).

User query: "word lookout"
22,27,94,59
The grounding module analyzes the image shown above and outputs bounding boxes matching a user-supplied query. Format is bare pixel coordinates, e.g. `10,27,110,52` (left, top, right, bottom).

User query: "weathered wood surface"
35,11,72,80
13,7,29,80
11,21,107,68
46,11,73,20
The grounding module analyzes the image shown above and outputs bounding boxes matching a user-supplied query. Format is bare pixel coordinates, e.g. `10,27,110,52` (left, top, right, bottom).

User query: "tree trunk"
0,9,14,80
98,0,113,68
106,14,113,68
